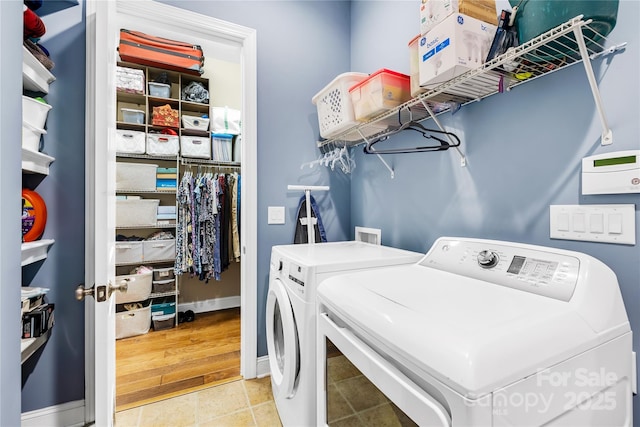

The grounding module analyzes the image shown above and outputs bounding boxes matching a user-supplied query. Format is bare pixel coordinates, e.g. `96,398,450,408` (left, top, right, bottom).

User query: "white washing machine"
266,241,423,427
316,237,635,426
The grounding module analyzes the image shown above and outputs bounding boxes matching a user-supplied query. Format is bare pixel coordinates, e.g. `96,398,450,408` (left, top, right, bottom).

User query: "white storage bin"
115,129,146,154
143,239,176,262
148,82,171,98
23,96,52,130
116,162,158,191
115,271,152,304
22,121,46,152
116,304,151,339
121,108,145,124
180,135,211,159
211,106,241,135
146,134,180,156
115,241,143,265
312,72,368,139
116,66,145,95
153,267,175,281
116,199,160,227
182,115,210,131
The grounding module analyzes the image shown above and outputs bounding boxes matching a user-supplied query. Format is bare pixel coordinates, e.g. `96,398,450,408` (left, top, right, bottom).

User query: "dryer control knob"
477,250,499,268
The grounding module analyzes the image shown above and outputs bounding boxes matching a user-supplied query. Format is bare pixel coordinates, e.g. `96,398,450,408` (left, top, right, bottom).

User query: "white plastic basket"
312,72,368,139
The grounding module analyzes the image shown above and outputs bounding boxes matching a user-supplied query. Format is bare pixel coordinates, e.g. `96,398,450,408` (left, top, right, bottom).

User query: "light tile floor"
115,376,282,427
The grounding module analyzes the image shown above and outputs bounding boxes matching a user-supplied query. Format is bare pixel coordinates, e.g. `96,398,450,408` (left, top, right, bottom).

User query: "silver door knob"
75,284,94,301
108,278,129,298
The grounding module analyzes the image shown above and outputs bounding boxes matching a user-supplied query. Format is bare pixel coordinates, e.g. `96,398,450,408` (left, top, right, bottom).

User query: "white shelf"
22,148,55,175
21,240,56,267
21,329,52,365
22,47,56,94
319,16,618,154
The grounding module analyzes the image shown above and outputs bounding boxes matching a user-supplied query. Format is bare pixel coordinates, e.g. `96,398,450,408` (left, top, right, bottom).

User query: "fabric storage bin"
152,278,175,293
116,304,151,339
146,134,179,156
143,239,176,262
152,104,179,127
180,135,211,159
312,72,368,139
151,300,176,316
152,313,175,331
115,271,152,304
115,129,146,154
116,162,158,191
22,121,46,152
121,108,145,124
153,267,175,281
115,241,143,265
182,115,210,131
23,96,52,130
116,66,145,95
116,199,160,227
349,69,411,121
210,107,241,135
148,82,171,98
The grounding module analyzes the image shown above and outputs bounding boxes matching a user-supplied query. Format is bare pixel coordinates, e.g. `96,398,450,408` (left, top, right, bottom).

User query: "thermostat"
582,150,640,195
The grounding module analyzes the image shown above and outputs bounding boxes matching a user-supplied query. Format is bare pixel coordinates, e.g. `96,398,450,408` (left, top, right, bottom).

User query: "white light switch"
589,213,604,233
572,213,586,232
608,213,623,234
268,206,285,224
550,204,635,245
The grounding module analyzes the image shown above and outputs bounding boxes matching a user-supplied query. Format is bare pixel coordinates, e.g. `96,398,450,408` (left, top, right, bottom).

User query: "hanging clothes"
293,194,327,244
175,170,241,282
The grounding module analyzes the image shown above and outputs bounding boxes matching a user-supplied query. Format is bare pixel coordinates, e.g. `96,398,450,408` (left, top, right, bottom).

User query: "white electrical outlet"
550,204,635,245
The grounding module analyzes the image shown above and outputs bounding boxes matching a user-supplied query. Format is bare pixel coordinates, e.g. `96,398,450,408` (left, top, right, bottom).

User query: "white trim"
86,2,258,423
256,355,271,379
21,400,85,427
178,296,241,314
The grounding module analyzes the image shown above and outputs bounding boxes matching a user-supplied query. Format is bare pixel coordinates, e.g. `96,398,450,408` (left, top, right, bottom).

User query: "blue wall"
21,1,87,413
349,0,640,419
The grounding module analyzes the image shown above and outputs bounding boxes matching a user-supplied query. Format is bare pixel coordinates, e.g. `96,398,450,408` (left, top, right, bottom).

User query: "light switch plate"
267,206,285,224
550,204,635,245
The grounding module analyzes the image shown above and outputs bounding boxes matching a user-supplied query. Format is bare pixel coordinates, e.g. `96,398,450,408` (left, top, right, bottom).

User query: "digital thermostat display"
594,155,636,167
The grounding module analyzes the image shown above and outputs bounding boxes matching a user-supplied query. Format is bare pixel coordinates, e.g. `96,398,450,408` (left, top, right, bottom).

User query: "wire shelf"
318,16,616,149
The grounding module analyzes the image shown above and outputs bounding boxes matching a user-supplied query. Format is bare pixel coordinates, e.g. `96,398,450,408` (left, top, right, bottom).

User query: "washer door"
266,277,299,398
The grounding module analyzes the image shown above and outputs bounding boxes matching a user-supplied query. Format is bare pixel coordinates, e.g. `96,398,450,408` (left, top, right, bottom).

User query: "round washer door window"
266,278,299,398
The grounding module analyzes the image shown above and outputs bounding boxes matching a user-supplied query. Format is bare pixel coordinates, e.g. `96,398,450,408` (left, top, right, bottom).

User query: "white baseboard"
256,355,270,378
178,296,240,314
21,399,85,427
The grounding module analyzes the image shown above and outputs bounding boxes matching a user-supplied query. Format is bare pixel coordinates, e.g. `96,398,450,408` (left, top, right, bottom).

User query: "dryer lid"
317,238,630,398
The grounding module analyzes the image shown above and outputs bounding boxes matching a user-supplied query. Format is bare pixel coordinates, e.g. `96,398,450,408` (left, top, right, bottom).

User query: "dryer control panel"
420,238,580,301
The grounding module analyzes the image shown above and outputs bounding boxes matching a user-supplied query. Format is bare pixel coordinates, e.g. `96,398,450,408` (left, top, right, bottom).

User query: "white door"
84,1,258,425
84,0,118,424
266,278,299,398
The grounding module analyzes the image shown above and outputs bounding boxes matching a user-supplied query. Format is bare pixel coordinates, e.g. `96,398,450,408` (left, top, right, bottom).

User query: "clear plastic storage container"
349,69,411,121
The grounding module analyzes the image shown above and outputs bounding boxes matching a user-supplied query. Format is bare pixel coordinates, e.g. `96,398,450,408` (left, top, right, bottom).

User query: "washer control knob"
477,250,499,268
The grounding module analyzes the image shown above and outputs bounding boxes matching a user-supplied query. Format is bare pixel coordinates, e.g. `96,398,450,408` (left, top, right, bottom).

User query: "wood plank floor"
116,307,241,412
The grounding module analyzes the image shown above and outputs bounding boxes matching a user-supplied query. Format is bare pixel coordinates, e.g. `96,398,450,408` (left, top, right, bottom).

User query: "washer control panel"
420,238,580,301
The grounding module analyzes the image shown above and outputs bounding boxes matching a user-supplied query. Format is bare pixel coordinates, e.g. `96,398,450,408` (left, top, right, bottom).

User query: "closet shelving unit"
115,61,242,329
21,48,56,363
318,16,623,169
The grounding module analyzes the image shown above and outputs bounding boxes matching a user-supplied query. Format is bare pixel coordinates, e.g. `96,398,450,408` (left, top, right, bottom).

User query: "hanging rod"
180,157,241,168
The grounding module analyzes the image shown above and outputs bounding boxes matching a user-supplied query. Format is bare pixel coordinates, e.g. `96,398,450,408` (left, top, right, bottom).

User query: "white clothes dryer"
266,241,422,427
316,237,635,426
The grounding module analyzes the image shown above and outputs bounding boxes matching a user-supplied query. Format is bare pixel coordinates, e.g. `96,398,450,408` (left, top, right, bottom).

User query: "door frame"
85,0,257,423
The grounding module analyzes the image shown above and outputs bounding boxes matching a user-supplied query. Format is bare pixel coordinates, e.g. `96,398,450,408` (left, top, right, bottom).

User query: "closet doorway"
85,1,257,420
